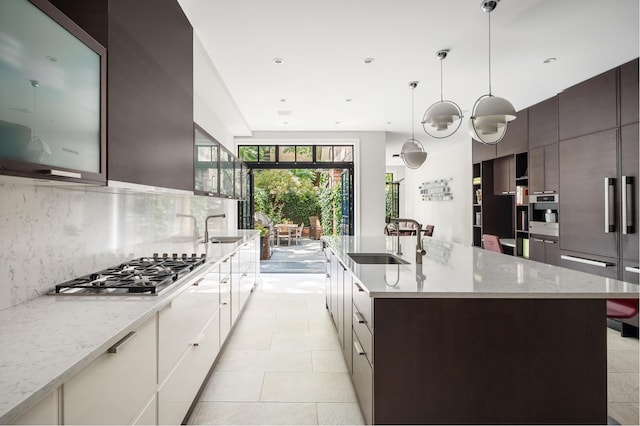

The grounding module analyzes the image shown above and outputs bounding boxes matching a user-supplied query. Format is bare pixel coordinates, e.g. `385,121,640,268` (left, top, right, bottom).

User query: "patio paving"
260,238,326,274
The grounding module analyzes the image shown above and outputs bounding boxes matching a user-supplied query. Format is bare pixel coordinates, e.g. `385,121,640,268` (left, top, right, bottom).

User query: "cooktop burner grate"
54,253,206,295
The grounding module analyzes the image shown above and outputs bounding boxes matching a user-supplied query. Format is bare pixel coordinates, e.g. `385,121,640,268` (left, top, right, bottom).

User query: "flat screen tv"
0,0,106,183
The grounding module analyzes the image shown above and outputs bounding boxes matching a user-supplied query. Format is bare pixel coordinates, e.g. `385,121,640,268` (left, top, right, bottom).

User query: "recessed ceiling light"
273,58,284,64
280,98,286,102
282,121,288,125
345,98,352,102
364,58,375,64
392,154,400,157
543,57,557,64
387,121,392,124
335,121,341,124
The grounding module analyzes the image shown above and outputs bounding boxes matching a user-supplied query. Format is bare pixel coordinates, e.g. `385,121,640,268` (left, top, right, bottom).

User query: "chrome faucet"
204,214,226,242
386,217,427,264
176,213,199,239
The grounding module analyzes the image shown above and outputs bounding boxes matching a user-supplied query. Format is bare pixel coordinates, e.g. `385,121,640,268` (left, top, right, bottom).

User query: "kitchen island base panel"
373,298,607,425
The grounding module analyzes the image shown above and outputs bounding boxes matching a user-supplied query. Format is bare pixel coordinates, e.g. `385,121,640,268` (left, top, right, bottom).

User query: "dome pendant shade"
470,94,517,144
400,139,428,169
422,100,463,137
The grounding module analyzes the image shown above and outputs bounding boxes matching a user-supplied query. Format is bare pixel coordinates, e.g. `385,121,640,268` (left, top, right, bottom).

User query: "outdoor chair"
295,224,303,244
276,224,293,246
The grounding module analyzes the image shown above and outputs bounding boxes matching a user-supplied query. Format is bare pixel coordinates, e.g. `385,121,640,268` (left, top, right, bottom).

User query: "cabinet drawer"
159,272,220,382
353,304,372,366
352,280,372,331
352,330,373,425
63,316,157,425
158,311,220,425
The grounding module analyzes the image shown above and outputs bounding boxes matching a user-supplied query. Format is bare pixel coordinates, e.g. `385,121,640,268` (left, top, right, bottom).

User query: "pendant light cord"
411,84,415,140
488,10,492,95
440,59,444,102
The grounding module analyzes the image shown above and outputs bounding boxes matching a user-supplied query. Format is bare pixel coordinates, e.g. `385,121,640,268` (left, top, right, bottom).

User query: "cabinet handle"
625,266,640,274
354,282,365,292
501,191,509,195
192,277,204,286
221,277,229,284
192,332,205,347
354,340,365,356
509,191,516,194
353,311,366,324
605,177,616,233
533,238,544,242
543,240,556,244
533,191,544,194
561,255,613,268
622,176,634,235
108,331,136,354
543,191,555,194
220,301,228,306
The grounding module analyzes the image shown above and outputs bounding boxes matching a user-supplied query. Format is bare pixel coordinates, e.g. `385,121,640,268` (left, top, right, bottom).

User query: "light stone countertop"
0,230,258,425
322,236,640,298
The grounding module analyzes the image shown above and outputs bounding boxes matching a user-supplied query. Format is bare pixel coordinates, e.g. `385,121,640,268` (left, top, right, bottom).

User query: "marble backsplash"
0,175,232,311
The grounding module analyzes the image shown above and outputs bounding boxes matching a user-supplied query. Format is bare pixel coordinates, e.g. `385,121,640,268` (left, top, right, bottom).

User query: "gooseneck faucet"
204,213,226,242
386,217,427,264
176,213,199,239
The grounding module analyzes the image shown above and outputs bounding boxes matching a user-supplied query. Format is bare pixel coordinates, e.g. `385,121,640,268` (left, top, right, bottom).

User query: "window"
316,146,332,162
238,146,258,162
259,146,276,162
278,146,296,162
385,173,399,219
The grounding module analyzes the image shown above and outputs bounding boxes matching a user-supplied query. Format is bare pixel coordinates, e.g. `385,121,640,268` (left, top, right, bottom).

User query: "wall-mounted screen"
0,0,105,182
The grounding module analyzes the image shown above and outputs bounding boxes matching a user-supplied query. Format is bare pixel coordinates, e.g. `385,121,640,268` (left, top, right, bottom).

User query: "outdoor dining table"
275,224,298,245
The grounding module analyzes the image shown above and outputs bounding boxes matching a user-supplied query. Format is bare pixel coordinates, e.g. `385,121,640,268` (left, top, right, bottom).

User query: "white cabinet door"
158,310,220,425
230,253,241,325
158,266,220,383
133,395,156,426
63,316,156,425
11,389,59,425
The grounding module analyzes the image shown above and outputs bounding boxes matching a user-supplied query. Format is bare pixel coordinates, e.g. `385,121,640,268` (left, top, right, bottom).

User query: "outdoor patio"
260,237,326,274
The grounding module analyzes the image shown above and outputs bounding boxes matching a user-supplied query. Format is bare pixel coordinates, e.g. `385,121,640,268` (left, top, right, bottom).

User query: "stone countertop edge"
0,231,259,425
321,236,639,299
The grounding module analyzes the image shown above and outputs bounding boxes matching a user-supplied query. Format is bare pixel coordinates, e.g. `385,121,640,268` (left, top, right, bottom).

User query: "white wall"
399,139,472,245
237,131,387,236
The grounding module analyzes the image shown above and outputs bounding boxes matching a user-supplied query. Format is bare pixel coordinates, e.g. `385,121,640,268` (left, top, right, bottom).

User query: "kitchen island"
0,230,259,425
322,235,639,425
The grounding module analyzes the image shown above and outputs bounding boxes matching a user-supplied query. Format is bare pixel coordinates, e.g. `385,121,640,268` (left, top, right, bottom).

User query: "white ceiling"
178,0,639,160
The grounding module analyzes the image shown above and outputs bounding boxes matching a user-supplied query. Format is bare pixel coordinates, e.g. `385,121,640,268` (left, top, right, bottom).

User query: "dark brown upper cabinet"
620,58,639,126
51,0,194,191
529,145,558,195
528,97,558,149
472,139,496,163
493,155,515,195
558,69,618,141
497,109,528,157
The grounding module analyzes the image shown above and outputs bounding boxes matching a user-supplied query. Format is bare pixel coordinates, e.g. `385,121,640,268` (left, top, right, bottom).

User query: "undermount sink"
208,236,243,244
347,253,409,265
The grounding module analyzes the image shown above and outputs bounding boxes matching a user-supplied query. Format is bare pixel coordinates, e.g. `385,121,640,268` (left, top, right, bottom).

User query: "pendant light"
401,81,427,169
470,0,517,145
24,79,52,163
422,49,463,139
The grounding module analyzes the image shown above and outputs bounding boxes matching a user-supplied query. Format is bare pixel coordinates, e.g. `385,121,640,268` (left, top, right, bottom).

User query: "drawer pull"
353,311,366,324
192,277,204,286
533,238,544,242
354,340,365,356
108,331,136,354
625,266,640,274
561,255,612,268
192,332,205,347
221,277,229,284
354,282,365,292
533,191,544,194
543,240,556,244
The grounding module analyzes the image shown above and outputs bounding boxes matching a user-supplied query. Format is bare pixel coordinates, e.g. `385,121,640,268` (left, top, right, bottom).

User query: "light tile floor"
188,273,639,425
188,274,364,425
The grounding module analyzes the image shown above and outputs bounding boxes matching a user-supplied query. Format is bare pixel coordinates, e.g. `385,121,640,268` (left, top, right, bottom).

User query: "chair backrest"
423,225,434,237
482,234,503,253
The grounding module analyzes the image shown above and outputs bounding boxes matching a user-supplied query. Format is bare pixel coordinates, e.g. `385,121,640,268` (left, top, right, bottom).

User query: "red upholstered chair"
482,234,503,253
607,299,639,319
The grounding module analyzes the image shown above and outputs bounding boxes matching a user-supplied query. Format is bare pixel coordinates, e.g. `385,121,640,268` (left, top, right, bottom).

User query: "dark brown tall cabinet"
558,59,639,284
